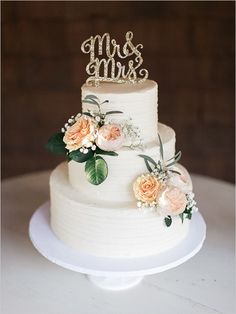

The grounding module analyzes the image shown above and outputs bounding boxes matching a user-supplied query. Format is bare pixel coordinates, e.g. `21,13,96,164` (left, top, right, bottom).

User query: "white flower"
137,201,142,208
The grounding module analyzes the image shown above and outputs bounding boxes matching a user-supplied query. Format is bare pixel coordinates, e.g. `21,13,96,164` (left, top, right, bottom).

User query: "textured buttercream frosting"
81,79,158,144
68,123,175,203
50,163,190,258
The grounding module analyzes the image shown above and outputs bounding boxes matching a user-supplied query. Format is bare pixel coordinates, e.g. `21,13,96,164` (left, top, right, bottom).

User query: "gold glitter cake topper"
81,31,149,86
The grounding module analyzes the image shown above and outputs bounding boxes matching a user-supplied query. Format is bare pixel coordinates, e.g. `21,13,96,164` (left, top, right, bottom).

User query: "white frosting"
68,123,176,203
81,80,158,144
50,163,190,258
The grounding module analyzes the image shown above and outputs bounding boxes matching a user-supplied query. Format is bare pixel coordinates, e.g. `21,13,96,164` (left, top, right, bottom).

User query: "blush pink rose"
158,186,187,215
133,174,163,203
168,164,192,193
63,115,97,152
96,123,124,151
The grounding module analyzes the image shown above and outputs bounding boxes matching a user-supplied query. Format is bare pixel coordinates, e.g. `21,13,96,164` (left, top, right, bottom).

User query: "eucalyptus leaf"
164,215,172,227
166,151,182,162
174,151,182,161
69,149,94,163
101,100,109,104
83,112,93,117
45,132,67,155
166,151,182,168
138,154,157,167
105,111,123,115
169,169,181,175
85,156,108,185
158,133,164,161
144,159,154,173
95,148,118,156
84,95,99,100
82,99,100,106
157,160,162,171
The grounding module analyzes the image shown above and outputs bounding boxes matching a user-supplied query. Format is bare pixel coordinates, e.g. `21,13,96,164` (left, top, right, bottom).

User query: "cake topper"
81,31,149,87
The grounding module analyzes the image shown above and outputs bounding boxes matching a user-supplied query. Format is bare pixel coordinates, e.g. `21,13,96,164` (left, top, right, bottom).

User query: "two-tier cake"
47,32,197,258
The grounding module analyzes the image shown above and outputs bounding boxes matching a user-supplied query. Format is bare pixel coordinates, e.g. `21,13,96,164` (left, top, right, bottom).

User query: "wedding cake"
47,32,197,258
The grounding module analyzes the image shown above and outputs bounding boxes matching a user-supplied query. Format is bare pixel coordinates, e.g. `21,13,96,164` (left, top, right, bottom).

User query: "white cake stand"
29,202,206,291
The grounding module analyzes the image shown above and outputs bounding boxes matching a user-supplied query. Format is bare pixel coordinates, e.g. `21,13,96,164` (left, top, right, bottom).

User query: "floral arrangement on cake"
133,135,198,227
46,95,142,185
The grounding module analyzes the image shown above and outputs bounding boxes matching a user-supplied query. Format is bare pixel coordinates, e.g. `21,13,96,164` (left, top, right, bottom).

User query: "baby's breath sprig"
61,114,81,133
136,199,159,211
112,117,144,150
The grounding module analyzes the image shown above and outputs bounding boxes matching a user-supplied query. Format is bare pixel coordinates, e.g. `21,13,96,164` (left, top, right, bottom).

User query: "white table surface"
1,170,235,314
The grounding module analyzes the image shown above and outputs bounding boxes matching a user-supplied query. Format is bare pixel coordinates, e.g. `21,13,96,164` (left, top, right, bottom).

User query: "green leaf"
179,213,184,223
45,133,67,155
144,159,154,173
157,160,163,171
101,100,109,104
84,94,99,100
95,148,118,156
187,213,192,220
158,133,164,161
174,151,182,161
169,169,181,175
85,156,108,185
105,111,123,115
82,99,100,106
69,149,94,163
83,112,93,117
166,151,182,162
184,207,192,214
164,215,172,227
166,151,182,168
138,154,157,167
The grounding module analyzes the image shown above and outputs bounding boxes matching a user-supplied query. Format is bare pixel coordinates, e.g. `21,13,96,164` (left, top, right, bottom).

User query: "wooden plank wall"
2,1,235,182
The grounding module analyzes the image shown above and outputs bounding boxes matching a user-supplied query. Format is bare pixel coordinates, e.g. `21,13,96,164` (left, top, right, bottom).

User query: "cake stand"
29,202,206,291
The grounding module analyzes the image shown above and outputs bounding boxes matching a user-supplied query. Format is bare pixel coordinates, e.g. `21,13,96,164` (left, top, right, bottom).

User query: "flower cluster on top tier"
46,95,142,185
133,135,198,227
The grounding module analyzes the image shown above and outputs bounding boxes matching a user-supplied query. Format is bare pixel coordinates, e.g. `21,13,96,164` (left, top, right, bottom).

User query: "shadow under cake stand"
29,202,206,291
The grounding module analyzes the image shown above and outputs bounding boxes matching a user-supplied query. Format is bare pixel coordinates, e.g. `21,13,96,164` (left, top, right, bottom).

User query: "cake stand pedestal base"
87,275,143,290
29,202,206,291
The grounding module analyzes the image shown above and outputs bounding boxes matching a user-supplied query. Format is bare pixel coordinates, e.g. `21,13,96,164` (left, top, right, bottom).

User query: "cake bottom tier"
50,163,190,258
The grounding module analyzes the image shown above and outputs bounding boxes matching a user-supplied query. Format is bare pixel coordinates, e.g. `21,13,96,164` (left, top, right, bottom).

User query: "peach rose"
133,174,162,204
63,115,97,152
168,164,192,193
96,123,124,151
158,186,187,215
